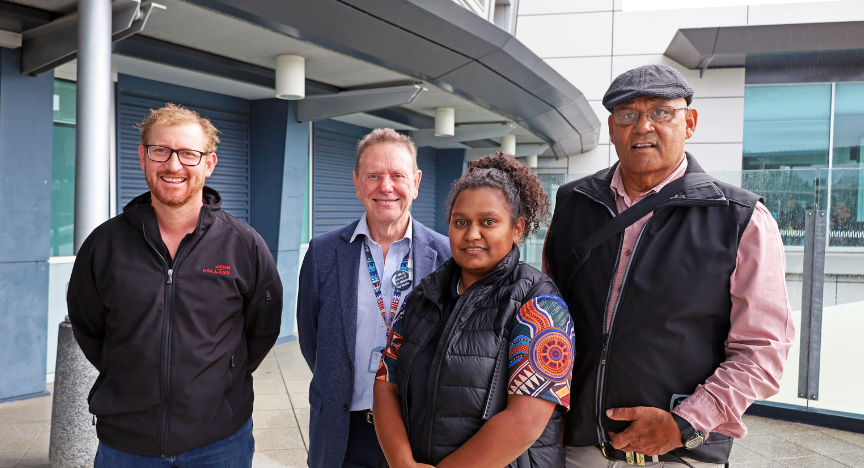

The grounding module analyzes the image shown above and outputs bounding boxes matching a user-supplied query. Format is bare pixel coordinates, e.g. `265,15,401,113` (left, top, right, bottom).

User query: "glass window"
743,84,831,170
51,79,76,257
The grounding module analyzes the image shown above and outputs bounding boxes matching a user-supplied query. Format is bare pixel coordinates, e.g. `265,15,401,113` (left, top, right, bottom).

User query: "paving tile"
279,367,312,382
254,369,286,382
293,408,310,427
283,380,311,395
0,421,48,468
0,396,52,423
821,429,864,449
826,451,864,468
743,415,821,436
737,434,819,460
777,430,861,455
734,460,786,468
778,455,851,468
15,425,49,466
252,427,305,451
252,448,308,468
730,444,773,464
254,380,288,396
288,393,309,410
254,394,293,411
299,425,309,451
253,410,297,429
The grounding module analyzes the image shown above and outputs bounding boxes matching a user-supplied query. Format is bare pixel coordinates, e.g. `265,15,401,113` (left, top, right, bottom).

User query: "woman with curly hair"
373,152,575,468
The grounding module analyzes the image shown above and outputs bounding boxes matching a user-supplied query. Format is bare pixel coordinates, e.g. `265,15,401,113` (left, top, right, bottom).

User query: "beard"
145,169,205,208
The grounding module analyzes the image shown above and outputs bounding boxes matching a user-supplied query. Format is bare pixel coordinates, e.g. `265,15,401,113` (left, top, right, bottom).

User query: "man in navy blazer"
297,129,451,468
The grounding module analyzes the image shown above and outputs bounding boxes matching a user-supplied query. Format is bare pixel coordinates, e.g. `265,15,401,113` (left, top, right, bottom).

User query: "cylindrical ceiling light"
526,154,538,168
435,107,455,137
500,134,516,155
275,55,305,100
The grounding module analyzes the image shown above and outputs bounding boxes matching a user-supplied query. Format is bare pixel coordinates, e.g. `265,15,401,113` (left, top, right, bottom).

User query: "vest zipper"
422,273,496,460
575,189,623,443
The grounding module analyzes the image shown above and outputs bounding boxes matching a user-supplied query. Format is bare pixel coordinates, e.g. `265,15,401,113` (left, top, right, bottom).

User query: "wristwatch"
671,413,706,450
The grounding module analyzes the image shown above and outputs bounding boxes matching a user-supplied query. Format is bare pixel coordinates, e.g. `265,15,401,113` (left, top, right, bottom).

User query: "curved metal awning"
173,0,601,158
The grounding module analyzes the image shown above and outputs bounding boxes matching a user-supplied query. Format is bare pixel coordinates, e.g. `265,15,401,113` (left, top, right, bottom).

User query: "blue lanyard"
363,241,410,331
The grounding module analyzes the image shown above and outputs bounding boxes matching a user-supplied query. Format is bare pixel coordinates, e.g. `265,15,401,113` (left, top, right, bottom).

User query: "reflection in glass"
743,85,831,170
51,79,77,257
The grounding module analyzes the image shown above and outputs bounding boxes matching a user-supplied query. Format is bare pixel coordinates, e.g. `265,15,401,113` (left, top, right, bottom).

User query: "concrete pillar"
49,320,98,468
73,0,112,253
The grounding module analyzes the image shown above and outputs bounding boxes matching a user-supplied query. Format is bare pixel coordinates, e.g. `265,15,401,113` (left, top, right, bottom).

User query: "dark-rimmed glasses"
611,106,688,126
144,145,208,166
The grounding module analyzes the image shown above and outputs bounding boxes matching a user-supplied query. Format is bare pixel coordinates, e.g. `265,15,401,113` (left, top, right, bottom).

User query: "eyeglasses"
144,145,208,166
611,106,688,126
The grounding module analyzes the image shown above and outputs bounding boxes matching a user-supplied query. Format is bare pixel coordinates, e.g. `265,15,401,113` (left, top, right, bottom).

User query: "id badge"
369,346,385,372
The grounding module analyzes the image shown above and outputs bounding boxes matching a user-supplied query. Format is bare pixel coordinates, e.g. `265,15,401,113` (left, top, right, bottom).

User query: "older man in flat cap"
543,64,794,467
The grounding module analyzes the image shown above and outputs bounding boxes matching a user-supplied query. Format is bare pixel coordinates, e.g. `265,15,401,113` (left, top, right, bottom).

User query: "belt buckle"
366,410,374,425
599,443,617,462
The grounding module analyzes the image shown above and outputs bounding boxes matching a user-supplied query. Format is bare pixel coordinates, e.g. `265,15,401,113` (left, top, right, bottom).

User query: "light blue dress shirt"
349,214,414,411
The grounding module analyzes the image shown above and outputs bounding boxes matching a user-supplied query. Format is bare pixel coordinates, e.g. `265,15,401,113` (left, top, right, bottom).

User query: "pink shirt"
544,157,795,438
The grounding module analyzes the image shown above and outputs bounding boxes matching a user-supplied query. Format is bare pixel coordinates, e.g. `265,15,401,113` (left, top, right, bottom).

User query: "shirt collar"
350,213,413,245
610,155,688,205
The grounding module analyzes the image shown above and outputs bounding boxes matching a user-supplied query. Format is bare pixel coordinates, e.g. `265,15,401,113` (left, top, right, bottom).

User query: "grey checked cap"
602,64,694,113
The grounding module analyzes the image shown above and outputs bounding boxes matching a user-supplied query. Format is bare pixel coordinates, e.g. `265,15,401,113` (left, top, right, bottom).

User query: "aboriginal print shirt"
376,285,575,411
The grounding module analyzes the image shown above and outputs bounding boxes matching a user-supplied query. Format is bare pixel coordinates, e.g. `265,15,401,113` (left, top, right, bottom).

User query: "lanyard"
363,241,411,332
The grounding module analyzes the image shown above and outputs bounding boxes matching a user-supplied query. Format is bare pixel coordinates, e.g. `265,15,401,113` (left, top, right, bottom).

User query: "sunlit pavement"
2,341,863,467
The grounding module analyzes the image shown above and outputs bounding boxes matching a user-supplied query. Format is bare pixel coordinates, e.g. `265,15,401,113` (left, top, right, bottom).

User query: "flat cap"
602,64,694,113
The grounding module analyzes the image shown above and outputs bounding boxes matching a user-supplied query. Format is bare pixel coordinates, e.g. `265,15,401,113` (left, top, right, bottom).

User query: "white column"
74,0,112,253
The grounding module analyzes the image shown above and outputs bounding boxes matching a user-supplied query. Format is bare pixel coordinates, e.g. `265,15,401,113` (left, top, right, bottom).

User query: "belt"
596,443,688,466
351,409,374,425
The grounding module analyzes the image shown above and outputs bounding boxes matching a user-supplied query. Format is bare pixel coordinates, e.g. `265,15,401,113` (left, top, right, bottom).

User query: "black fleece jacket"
67,187,282,457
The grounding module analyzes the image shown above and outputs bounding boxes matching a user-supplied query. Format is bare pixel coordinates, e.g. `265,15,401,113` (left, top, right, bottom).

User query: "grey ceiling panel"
666,21,864,71
188,0,473,82
339,0,509,60
435,61,553,125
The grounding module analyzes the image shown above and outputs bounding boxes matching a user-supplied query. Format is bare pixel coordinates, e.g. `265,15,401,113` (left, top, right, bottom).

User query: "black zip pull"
92,415,96,425
167,269,173,284
230,354,235,368
265,290,271,301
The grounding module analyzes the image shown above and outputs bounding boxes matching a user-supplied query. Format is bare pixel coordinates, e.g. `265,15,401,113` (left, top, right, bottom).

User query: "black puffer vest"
392,247,565,467
545,154,760,464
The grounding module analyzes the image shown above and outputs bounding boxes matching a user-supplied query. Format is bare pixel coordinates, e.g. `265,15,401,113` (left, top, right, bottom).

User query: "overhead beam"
21,0,161,76
296,84,424,122
411,123,514,147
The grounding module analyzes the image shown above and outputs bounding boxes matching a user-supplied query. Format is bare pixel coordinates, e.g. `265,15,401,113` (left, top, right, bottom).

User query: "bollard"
49,318,98,468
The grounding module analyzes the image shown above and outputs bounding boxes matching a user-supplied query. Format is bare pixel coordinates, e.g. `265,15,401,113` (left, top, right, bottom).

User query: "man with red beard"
67,104,282,467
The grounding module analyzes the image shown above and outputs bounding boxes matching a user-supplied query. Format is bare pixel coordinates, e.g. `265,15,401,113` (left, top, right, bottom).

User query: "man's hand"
606,407,683,456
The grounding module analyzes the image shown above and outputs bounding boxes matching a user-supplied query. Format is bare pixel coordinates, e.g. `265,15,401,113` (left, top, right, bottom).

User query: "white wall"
515,1,864,175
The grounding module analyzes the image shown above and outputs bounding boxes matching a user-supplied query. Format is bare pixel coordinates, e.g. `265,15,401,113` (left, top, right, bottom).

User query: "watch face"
685,434,706,450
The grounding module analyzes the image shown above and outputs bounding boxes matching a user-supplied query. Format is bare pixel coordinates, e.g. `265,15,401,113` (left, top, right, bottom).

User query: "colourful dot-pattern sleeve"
508,295,575,410
375,306,405,383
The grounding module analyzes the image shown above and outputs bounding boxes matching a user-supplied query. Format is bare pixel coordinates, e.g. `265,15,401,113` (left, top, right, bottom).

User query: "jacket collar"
573,152,716,212
123,186,223,244
422,244,521,308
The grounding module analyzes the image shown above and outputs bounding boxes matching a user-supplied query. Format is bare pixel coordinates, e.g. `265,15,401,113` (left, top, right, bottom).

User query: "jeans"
94,417,254,468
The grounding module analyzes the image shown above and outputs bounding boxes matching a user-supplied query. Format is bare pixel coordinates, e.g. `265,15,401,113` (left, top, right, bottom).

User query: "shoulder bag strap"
559,173,716,290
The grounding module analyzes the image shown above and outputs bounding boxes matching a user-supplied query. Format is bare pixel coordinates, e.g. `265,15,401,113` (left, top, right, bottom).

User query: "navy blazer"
297,218,451,468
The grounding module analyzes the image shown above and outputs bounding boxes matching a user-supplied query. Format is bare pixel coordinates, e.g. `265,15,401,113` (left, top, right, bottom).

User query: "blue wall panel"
435,149,465,234
0,47,53,399
0,48,54,263
250,99,308,340
0,262,49,399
